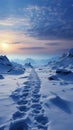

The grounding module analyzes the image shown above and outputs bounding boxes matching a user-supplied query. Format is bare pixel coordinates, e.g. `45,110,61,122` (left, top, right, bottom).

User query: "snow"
36,66,73,130
0,68,31,129
0,49,73,130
